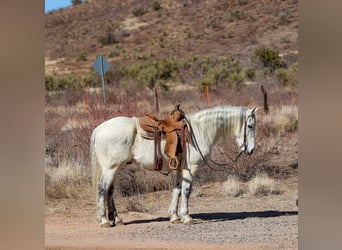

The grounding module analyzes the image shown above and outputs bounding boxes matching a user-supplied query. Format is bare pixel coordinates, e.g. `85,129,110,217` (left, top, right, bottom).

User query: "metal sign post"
93,55,111,104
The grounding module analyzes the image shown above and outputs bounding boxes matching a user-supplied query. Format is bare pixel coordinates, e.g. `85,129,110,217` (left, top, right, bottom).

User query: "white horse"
90,105,257,227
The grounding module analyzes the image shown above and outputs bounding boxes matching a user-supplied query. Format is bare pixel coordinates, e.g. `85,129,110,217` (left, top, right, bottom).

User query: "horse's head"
236,107,257,155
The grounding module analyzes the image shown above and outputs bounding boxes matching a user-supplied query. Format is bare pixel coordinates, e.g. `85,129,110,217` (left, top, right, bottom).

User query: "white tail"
90,130,101,198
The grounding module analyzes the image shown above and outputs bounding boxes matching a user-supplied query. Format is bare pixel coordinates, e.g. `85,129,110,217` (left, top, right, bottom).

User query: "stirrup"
168,157,180,170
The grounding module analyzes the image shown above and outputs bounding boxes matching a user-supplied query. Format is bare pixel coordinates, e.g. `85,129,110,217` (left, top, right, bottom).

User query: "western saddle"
138,104,192,171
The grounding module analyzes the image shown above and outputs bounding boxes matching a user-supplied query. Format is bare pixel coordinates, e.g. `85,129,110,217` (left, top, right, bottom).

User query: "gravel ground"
45,177,298,249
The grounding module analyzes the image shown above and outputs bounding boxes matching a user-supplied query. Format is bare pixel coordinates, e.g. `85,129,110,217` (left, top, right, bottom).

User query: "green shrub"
278,10,292,25
71,0,83,6
76,52,87,62
45,75,87,91
275,63,298,87
229,10,245,22
132,6,146,17
108,49,120,58
255,47,286,72
228,72,244,90
151,0,161,11
199,76,215,89
245,67,255,80
98,32,117,46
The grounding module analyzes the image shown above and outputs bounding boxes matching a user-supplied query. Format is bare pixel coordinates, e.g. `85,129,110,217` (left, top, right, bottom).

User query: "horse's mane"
187,106,248,141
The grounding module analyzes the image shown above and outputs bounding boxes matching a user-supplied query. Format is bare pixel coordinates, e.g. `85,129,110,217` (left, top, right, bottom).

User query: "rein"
185,116,247,172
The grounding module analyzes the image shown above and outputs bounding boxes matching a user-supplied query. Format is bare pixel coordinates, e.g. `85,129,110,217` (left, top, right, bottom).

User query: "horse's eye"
248,125,253,129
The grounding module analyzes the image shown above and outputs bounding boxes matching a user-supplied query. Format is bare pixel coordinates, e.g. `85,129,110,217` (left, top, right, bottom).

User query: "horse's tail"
90,129,101,198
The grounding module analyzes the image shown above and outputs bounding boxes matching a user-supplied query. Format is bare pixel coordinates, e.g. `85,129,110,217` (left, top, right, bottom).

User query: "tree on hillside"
71,0,84,6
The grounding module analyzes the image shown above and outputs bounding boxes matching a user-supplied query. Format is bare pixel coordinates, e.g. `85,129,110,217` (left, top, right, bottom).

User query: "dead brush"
223,175,245,197
259,104,298,136
45,161,91,200
116,165,172,197
248,173,281,196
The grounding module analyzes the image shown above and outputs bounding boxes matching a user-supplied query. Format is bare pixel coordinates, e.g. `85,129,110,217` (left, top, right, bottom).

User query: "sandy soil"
45,177,298,250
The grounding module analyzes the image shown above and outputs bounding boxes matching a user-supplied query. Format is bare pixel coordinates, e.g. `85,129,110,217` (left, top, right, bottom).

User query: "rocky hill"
45,0,298,75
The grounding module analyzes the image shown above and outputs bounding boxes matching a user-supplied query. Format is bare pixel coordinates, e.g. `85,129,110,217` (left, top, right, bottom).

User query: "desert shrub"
262,105,298,134
228,72,244,90
117,166,171,197
224,175,245,197
199,76,215,88
132,6,146,17
198,59,244,90
71,0,84,6
199,65,229,88
248,173,280,196
45,162,90,199
136,65,159,88
275,63,298,87
123,58,178,89
45,75,84,91
77,52,87,62
229,10,246,22
151,0,161,11
125,196,148,212
278,10,292,25
245,67,256,80
98,32,117,46
108,48,120,58
255,47,286,72
238,0,249,5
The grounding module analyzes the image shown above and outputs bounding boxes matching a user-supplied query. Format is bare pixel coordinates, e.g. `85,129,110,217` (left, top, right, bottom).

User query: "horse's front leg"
179,165,198,224
168,169,182,223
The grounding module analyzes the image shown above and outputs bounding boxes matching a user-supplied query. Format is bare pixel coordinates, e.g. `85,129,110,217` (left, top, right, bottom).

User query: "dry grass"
248,173,280,196
116,166,172,197
261,104,298,135
223,175,245,197
45,161,91,200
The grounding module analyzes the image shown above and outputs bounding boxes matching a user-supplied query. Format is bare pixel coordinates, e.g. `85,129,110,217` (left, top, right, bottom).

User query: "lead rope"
184,116,245,172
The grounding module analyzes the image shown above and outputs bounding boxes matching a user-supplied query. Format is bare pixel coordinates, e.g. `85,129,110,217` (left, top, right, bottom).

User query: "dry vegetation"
45,0,298,202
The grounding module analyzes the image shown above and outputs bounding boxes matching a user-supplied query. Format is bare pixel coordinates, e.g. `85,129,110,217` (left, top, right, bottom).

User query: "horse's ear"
251,106,258,113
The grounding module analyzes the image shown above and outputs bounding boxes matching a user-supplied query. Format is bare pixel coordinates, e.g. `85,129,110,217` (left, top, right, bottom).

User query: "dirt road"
45,178,298,249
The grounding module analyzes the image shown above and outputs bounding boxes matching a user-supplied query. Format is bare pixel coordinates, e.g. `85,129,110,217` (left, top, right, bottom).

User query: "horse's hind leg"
97,168,118,227
168,169,182,223
107,185,115,221
97,175,110,227
107,183,123,226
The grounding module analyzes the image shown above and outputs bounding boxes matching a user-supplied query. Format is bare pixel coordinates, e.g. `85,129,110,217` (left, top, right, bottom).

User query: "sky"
45,0,72,13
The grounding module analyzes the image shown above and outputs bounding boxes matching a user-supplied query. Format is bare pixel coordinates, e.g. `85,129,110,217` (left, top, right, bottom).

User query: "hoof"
100,221,112,228
181,215,193,225
115,217,123,226
170,214,181,224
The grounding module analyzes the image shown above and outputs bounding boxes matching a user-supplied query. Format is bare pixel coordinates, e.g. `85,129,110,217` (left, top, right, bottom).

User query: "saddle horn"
171,104,185,121
171,104,181,114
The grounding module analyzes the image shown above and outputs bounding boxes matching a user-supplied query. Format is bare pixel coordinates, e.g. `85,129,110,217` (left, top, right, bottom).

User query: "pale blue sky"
45,0,72,13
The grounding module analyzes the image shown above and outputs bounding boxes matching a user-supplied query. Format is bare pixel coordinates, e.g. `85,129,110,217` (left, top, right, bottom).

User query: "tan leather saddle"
138,105,192,171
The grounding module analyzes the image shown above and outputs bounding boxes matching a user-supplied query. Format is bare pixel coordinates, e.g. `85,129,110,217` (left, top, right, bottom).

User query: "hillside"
45,0,298,75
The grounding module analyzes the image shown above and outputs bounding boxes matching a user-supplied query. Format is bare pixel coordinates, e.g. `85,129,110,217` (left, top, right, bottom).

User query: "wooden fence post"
155,87,159,113
205,85,211,108
260,84,269,114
